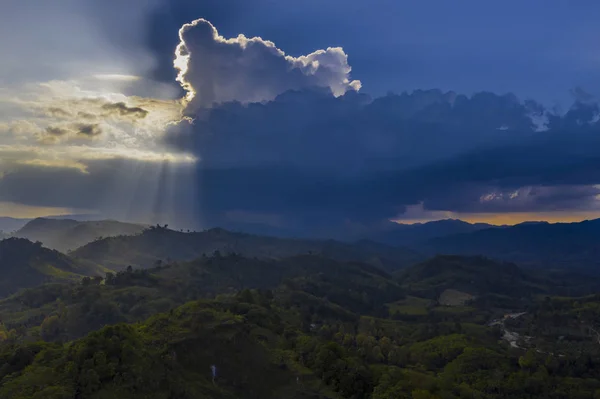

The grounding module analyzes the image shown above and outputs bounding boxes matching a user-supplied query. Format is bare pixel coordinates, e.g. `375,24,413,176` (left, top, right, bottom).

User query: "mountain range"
369,219,497,246
70,226,422,272
6,216,600,275
421,218,600,272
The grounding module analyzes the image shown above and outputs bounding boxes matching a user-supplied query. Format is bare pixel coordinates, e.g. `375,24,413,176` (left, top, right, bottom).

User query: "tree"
104,272,115,285
371,346,385,363
41,316,61,341
518,349,538,371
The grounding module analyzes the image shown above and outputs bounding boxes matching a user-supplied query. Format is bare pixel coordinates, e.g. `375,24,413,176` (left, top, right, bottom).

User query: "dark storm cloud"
76,124,103,137
571,87,596,104
77,112,97,120
45,107,71,119
38,124,103,143
45,126,69,137
163,85,600,235
101,102,149,118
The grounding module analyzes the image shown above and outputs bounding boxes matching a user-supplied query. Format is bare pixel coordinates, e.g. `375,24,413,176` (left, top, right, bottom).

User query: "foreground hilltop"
3,253,600,398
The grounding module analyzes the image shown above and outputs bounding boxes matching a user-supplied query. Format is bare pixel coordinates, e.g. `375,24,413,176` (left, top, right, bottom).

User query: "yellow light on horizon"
0,201,96,220
393,211,600,226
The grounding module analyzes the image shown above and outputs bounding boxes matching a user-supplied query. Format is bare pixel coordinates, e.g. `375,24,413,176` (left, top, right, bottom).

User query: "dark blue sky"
138,0,600,106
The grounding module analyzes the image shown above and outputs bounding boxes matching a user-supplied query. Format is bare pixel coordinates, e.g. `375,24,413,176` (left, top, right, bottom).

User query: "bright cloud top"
174,18,362,110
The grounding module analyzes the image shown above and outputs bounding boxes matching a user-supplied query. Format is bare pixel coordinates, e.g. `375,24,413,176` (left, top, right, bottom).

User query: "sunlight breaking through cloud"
174,18,361,109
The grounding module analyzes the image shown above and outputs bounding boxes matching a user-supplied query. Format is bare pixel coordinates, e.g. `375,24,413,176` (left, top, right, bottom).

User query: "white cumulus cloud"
174,18,361,110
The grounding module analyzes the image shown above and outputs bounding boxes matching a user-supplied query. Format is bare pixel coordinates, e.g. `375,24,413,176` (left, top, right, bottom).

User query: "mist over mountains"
7,213,600,275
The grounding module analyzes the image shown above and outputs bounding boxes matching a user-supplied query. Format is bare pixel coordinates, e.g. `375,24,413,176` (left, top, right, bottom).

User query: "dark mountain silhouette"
369,219,497,246
421,219,600,273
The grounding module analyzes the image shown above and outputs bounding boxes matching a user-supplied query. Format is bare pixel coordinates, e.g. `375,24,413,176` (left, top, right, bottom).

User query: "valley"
1,221,600,398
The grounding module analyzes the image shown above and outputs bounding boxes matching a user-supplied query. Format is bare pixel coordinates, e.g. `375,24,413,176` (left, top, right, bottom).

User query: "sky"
2,0,600,236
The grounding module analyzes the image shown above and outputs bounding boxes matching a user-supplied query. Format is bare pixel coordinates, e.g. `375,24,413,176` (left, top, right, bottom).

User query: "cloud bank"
164,83,600,236
174,18,361,109
4,10,600,237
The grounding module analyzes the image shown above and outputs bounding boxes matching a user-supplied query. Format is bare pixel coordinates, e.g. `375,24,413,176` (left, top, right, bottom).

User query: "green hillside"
2,253,600,397
0,253,403,343
0,238,105,298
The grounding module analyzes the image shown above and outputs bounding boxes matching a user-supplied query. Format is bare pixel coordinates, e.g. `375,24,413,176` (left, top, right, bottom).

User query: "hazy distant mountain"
71,226,423,272
0,217,31,234
0,238,104,297
421,219,600,273
369,219,498,246
14,218,146,252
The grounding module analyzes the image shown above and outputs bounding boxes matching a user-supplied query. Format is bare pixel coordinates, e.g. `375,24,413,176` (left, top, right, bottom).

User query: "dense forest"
1,225,600,398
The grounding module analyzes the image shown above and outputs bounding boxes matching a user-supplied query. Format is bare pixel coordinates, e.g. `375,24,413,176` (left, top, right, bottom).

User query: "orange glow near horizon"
393,211,600,226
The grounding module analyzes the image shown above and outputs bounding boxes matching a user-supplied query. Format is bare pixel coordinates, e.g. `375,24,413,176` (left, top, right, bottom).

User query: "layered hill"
421,219,600,273
0,238,104,297
13,218,146,253
369,219,497,246
71,226,422,272
0,217,30,234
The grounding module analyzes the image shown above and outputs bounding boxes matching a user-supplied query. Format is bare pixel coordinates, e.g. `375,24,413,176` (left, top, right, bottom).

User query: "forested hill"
3,253,600,398
12,218,146,253
0,238,105,297
71,226,422,272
